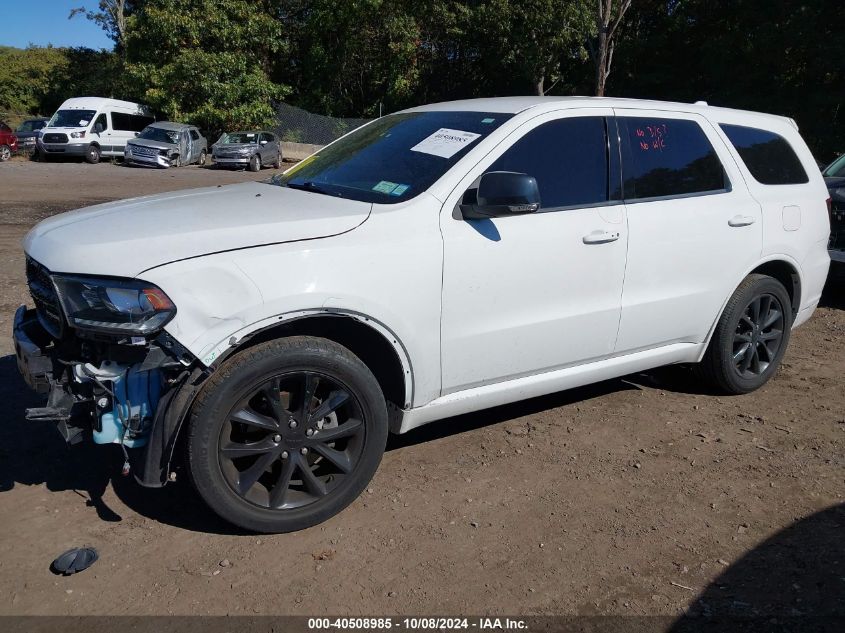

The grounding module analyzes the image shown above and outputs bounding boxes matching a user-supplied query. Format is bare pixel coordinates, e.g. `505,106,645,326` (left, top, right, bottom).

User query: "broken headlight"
53,275,176,335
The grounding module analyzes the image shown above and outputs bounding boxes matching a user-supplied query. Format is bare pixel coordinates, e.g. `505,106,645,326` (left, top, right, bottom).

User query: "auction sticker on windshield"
410,128,482,159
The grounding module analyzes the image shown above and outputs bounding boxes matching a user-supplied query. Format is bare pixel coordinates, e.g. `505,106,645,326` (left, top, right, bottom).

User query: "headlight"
52,275,176,335
69,131,86,139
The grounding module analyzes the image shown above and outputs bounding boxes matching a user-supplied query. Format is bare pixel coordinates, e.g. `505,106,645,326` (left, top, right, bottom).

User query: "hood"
24,182,372,278
128,138,176,151
214,143,258,152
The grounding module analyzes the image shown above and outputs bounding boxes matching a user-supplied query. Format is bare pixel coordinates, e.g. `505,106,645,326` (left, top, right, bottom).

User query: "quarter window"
190,129,200,140
619,117,727,200
488,117,609,209
112,112,155,132
719,124,808,185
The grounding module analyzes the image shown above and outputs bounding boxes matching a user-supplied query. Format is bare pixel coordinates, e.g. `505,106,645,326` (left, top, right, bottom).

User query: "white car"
13,97,831,533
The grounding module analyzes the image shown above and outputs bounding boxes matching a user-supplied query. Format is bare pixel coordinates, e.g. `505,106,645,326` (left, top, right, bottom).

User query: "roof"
148,121,195,131
58,97,151,114
401,96,795,127
228,130,272,135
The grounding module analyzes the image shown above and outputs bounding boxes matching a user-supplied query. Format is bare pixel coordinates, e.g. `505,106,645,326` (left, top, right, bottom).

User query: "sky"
1,0,114,50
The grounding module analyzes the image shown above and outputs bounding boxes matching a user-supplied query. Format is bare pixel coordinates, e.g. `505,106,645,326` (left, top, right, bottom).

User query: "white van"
38,97,155,164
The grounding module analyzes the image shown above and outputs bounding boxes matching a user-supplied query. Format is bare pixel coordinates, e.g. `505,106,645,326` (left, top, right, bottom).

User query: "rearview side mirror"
460,171,541,219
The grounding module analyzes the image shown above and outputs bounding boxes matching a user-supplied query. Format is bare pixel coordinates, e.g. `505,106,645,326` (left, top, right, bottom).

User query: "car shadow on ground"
670,502,845,631
820,262,844,309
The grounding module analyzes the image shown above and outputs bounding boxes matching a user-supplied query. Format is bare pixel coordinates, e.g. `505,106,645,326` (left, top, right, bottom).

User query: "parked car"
822,153,845,263
15,117,48,153
38,97,154,163
0,122,18,161
125,122,207,168
13,97,831,533
212,130,281,171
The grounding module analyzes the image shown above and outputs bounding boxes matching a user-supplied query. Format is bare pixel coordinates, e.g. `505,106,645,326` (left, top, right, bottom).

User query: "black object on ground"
50,547,99,576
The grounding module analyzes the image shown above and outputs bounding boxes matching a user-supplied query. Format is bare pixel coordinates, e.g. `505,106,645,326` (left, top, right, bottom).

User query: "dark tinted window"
620,117,727,199
112,112,155,132
488,117,608,209
190,129,200,140
720,124,808,185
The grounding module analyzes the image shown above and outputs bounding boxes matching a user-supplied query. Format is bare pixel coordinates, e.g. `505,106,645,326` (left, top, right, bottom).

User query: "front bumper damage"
13,305,207,486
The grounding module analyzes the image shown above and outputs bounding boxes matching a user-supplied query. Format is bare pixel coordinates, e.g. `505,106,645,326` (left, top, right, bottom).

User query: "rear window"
619,117,728,200
719,124,808,185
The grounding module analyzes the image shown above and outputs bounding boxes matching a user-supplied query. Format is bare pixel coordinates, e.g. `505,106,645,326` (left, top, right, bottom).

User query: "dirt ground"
0,158,842,621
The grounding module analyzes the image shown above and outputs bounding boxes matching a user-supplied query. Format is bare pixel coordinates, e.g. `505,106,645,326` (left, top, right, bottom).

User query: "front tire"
697,274,792,394
85,144,101,164
248,154,261,172
0,145,10,162
187,337,388,533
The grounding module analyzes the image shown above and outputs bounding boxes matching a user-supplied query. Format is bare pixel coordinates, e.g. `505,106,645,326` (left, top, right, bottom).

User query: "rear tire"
187,336,388,533
696,274,792,394
198,149,207,166
85,144,101,164
273,152,281,168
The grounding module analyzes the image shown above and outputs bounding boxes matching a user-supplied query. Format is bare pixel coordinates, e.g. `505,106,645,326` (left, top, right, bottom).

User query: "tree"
124,0,288,135
69,1,140,52
588,0,632,96
474,0,592,97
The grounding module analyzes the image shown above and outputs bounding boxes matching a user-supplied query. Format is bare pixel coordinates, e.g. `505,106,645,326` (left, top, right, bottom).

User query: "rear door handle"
728,215,756,227
582,230,621,244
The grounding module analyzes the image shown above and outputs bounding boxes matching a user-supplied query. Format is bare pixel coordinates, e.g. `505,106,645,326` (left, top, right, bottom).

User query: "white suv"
13,97,831,533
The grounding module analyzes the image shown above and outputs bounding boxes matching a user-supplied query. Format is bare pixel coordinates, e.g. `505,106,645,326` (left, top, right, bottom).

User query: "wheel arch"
140,311,413,489
697,255,802,362
213,312,413,412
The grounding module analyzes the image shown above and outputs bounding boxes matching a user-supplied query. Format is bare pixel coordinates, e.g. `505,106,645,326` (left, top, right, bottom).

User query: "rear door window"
487,116,610,209
719,124,809,185
618,117,728,200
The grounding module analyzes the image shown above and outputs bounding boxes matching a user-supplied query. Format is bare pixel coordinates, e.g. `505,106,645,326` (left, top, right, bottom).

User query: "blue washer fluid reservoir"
94,367,163,447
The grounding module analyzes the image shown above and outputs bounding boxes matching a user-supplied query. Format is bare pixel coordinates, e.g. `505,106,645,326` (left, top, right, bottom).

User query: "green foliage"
0,46,121,116
124,0,288,135
2,0,842,159
0,46,69,114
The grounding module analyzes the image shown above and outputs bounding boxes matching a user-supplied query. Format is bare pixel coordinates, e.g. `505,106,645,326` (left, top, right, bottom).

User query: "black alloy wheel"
732,293,785,378
219,371,366,510
187,337,388,533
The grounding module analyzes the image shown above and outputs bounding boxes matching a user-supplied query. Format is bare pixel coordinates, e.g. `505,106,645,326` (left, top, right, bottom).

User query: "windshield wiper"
284,181,341,197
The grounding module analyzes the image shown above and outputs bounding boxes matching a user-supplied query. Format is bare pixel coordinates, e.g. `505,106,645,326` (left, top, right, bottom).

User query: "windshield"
17,120,45,133
49,109,97,128
824,154,845,178
138,126,180,144
220,132,260,144
270,111,513,204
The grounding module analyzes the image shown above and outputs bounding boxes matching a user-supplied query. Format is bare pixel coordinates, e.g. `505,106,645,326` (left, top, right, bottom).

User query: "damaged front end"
12,257,208,486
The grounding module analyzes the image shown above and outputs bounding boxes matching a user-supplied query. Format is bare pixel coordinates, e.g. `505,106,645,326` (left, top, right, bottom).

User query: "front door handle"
728,215,756,227
582,230,621,244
